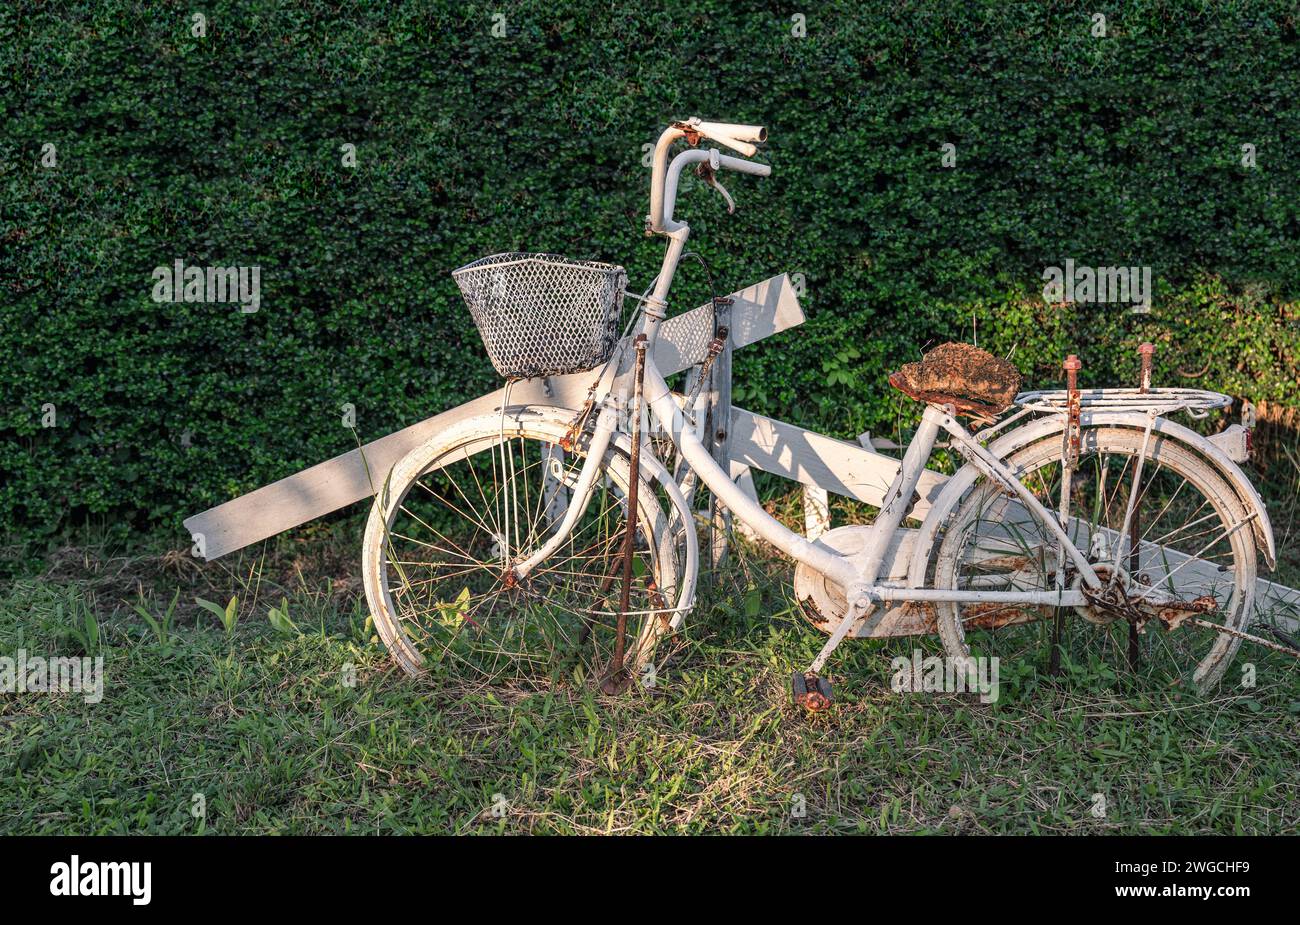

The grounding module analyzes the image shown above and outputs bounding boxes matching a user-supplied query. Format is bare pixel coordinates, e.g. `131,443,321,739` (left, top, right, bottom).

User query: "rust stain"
901,600,939,633
1158,594,1217,630
799,598,831,627
960,601,1047,629
648,583,671,632
977,555,1036,571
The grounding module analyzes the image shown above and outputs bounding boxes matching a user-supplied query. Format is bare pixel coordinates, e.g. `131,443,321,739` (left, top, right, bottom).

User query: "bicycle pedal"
791,671,833,711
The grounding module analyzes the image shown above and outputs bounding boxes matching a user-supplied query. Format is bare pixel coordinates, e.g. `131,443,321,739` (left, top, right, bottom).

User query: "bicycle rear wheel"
933,427,1256,691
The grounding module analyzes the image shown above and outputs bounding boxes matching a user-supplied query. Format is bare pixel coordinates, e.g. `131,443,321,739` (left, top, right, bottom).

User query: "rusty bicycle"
188,118,1292,705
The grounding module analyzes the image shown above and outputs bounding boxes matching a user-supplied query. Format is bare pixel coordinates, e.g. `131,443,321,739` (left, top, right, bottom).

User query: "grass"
3,512,1300,835
3,410,1297,836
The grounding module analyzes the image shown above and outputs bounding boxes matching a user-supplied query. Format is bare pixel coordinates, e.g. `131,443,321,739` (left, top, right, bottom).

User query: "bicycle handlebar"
659,148,767,229
648,118,769,234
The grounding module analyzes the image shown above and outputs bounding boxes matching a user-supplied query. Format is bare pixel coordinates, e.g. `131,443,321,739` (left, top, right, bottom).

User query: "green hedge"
3,0,1298,548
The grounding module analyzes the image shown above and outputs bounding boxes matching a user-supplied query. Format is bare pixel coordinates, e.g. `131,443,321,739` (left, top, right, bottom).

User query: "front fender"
906,411,1276,589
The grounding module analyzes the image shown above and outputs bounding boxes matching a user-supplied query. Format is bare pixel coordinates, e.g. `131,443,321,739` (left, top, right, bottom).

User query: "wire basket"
452,253,627,380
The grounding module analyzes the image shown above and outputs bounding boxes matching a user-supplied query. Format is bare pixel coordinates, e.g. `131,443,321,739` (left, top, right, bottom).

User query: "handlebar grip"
695,122,768,145
692,120,768,157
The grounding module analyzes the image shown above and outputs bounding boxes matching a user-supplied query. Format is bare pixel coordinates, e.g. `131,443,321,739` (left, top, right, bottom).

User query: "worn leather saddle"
888,342,1022,421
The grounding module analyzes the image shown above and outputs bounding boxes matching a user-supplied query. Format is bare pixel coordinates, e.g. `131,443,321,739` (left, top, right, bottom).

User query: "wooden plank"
729,462,761,543
184,274,804,560
804,486,831,539
651,273,803,375
541,442,568,528
1256,581,1300,633
725,408,948,522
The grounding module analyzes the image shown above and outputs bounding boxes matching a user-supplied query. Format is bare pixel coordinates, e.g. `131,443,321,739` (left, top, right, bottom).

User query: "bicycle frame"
182,116,1291,692
513,121,1112,660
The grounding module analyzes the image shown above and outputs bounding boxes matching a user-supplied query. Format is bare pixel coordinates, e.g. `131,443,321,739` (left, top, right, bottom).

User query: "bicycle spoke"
371,420,673,688
936,429,1253,690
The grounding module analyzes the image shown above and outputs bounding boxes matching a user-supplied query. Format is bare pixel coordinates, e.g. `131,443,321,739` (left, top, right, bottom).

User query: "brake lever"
695,161,736,214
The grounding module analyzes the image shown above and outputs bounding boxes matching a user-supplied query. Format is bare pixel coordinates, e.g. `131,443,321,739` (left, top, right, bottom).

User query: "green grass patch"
2,526,1298,835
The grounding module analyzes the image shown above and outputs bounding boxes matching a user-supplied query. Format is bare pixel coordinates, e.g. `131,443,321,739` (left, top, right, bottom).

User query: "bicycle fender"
906,411,1276,591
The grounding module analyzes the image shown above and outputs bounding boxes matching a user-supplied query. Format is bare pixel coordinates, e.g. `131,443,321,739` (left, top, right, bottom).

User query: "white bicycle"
361,118,1283,704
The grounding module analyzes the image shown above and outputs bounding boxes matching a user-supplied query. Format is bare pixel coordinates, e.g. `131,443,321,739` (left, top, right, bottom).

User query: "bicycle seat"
888,342,1022,420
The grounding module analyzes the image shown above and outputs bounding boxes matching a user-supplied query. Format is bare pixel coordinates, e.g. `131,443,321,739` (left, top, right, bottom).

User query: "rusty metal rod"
1051,354,1082,677
1189,617,1300,660
1128,343,1154,670
604,334,647,692
1127,522,1141,668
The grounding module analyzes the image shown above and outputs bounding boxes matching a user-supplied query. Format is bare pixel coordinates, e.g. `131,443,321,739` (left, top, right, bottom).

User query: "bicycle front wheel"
933,427,1257,691
362,406,682,689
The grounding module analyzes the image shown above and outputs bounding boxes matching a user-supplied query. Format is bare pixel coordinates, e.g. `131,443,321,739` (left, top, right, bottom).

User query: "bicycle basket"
452,253,627,380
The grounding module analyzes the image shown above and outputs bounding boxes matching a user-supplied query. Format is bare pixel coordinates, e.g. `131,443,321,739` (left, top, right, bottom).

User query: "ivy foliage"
2,0,1297,544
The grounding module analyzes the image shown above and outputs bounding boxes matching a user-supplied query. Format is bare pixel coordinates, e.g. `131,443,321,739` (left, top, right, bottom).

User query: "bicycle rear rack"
1015,387,1232,416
